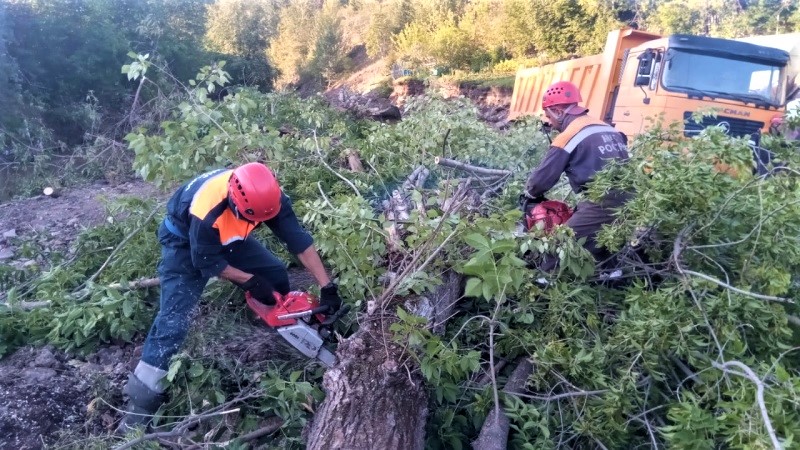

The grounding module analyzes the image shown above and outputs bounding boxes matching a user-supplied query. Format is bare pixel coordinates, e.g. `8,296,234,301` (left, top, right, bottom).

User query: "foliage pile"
3,60,800,448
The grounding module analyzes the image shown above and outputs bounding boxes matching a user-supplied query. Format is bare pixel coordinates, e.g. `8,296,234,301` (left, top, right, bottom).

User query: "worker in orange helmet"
118,162,341,431
522,81,630,274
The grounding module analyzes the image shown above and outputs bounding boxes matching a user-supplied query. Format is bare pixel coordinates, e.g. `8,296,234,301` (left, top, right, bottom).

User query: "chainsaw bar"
277,321,338,367
316,347,337,368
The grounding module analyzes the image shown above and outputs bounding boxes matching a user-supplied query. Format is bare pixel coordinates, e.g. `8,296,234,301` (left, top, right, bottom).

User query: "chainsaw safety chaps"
140,224,291,370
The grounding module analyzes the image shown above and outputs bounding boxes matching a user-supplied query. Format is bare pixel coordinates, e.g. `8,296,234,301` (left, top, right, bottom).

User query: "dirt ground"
0,345,136,449
0,180,158,448
0,179,164,262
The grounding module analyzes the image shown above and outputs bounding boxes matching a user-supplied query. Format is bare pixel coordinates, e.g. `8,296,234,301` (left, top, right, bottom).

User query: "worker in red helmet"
118,162,341,431
523,81,630,274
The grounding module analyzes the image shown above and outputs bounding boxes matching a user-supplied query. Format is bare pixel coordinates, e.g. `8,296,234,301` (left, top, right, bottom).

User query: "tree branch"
113,391,262,450
435,157,512,177
313,131,361,197
712,360,781,450
673,225,792,304
83,204,161,287
681,270,792,304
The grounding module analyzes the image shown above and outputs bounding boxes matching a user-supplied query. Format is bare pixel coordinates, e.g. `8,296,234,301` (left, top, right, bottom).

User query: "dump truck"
509,28,791,139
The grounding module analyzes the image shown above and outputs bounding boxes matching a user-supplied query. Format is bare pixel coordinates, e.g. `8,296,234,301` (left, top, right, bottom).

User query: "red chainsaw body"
525,200,574,233
245,291,326,327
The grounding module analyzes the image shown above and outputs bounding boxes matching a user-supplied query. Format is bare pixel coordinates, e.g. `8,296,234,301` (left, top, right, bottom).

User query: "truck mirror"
635,49,655,87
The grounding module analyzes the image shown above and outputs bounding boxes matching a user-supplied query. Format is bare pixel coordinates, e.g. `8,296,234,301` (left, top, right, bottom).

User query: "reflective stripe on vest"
551,115,616,154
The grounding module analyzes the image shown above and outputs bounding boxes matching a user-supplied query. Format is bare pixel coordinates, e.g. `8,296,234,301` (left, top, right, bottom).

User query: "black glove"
241,275,277,305
519,194,546,213
320,282,342,313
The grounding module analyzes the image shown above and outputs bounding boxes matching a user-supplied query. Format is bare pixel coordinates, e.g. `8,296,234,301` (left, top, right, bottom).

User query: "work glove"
518,194,546,214
320,282,342,314
241,275,277,305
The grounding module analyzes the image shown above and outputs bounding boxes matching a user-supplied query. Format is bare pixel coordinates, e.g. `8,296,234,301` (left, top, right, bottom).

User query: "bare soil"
0,179,163,262
0,344,135,449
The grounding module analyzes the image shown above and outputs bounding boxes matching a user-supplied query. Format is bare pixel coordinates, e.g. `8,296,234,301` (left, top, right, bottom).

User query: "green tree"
364,0,414,59
0,1,24,138
204,0,281,89
268,0,346,89
205,0,283,58
497,0,538,58
528,0,620,58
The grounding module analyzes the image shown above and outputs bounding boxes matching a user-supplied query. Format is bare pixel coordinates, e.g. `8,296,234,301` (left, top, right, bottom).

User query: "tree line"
1,0,798,198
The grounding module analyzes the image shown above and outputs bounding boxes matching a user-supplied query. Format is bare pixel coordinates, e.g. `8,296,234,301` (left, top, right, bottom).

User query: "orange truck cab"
510,29,790,140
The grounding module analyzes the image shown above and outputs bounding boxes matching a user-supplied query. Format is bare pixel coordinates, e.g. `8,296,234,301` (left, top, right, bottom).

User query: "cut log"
43,186,61,198
383,164,430,250
431,270,462,335
472,358,534,450
2,301,51,311
403,269,462,335
7,277,162,311
307,319,428,450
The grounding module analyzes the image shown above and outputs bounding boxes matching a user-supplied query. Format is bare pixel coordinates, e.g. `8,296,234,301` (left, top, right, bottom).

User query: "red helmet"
542,81,583,109
228,162,282,222
525,200,573,233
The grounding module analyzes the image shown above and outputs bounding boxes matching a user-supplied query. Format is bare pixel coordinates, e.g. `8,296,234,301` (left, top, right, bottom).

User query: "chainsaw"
245,290,350,367
519,195,574,233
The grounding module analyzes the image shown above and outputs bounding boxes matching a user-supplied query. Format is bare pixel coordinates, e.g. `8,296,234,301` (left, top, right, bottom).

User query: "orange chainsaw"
245,291,349,367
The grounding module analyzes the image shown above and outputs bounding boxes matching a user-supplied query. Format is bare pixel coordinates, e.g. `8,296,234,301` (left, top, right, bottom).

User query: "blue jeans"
141,222,290,370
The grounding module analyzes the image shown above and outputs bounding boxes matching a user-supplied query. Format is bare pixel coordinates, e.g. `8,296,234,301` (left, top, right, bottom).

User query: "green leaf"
464,278,482,298
188,362,205,378
122,299,133,318
463,233,490,251
166,360,182,382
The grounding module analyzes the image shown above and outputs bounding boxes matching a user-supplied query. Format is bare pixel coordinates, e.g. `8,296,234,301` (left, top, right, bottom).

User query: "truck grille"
682,112,764,138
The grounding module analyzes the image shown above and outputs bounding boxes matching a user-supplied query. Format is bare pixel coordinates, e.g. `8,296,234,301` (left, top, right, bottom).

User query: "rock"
23,367,58,382
363,102,401,121
114,362,127,375
33,347,58,369
0,247,13,260
2,229,16,239
77,362,103,375
67,218,79,226
93,346,124,365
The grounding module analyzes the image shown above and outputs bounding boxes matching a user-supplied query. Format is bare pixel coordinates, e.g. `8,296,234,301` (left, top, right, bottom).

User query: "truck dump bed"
509,29,662,121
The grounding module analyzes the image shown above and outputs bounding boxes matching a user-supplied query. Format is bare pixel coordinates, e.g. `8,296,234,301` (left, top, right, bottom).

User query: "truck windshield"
661,49,784,107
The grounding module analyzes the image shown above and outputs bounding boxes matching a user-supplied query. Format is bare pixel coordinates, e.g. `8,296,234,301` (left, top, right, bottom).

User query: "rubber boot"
116,372,168,434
